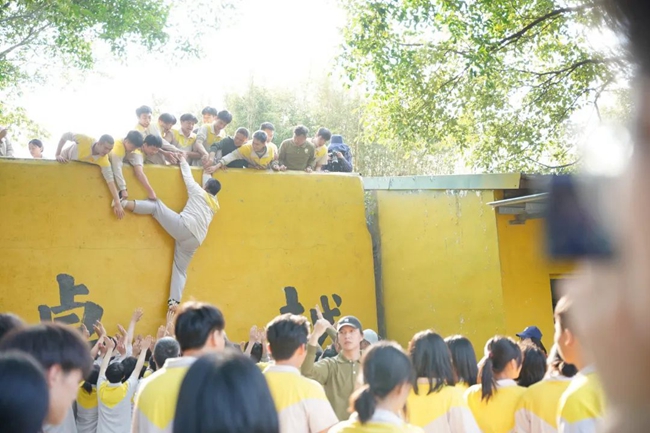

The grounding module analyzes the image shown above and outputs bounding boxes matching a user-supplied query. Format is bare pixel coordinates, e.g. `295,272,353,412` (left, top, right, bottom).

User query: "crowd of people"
0,292,604,433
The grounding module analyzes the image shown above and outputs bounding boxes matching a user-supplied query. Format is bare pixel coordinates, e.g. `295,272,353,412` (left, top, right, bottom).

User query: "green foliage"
340,0,625,172
0,0,170,89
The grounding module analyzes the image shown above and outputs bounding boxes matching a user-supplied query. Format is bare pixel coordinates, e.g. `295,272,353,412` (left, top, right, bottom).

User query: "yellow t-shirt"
465,379,526,433
264,365,338,433
557,369,605,433
330,411,424,433
111,139,144,165
172,129,197,151
76,385,98,433
514,376,572,433
407,382,479,433
132,357,195,433
75,134,111,168
314,144,328,167
223,143,276,168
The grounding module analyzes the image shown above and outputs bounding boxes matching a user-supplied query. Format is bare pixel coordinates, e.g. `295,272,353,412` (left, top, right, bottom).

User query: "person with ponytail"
445,335,478,391
330,342,424,433
407,330,480,433
76,364,100,433
465,336,524,433
515,344,577,433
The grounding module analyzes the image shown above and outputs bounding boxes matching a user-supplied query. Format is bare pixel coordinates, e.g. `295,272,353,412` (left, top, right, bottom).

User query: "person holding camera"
323,135,352,173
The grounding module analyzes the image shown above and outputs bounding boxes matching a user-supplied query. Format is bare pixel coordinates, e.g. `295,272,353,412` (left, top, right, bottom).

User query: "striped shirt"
557,367,604,433
514,375,573,433
264,365,338,433
408,380,480,433
465,379,526,433
132,357,195,433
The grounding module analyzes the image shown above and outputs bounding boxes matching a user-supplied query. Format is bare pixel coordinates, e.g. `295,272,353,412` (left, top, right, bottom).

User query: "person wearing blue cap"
516,326,547,354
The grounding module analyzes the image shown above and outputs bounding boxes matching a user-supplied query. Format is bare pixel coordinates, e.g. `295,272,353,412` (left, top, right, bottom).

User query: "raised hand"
249,325,259,342
157,325,165,340
132,308,144,322
80,324,90,340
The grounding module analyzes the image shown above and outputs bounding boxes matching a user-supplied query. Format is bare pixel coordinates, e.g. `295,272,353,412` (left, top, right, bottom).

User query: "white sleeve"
180,159,203,195
110,153,127,191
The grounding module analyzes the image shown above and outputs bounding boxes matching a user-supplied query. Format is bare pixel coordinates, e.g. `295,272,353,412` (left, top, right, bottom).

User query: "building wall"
375,189,506,350
496,214,575,347
0,159,377,344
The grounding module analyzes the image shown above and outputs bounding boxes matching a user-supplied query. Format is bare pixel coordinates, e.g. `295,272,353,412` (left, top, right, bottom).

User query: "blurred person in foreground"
566,1,650,431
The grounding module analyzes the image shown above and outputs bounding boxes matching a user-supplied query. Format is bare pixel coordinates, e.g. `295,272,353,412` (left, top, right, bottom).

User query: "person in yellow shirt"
201,106,218,126
260,122,279,160
515,344,577,433
76,365,100,433
158,113,177,145
554,296,605,433
54,132,124,219
312,127,332,171
330,342,424,433
170,114,205,165
206,130,279,172
109,130,158,200
264,314,338,433
194,110,232,166
445,335,478,391
133,302,226,433
465,336,525,433
407,330,480,433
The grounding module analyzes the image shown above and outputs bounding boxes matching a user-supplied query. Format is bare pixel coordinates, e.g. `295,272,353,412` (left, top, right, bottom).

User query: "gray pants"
133,200,200,303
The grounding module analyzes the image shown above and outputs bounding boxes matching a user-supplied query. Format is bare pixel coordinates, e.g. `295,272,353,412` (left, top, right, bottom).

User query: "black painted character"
280,287,342,346
38,274,104,337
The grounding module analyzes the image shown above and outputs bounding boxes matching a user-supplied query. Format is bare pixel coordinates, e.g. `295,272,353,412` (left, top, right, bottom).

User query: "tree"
340,0,626,173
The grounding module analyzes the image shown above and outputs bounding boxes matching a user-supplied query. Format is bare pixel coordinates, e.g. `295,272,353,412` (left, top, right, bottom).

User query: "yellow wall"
0,159,377,344
496,214,574,346
376,190,506,351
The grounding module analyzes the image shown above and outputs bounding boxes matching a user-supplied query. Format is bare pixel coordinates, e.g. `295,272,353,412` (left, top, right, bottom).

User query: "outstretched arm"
56,132,75,162
179,154,204,195
133,165,157,200
98,336,115,379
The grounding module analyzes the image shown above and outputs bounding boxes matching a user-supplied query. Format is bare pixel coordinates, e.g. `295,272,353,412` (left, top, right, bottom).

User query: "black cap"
337,316,362,332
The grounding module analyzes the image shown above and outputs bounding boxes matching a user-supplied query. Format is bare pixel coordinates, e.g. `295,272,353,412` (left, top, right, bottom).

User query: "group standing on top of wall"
0,105,354,214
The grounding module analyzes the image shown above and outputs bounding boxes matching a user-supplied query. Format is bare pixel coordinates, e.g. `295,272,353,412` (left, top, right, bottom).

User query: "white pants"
133,200,200,303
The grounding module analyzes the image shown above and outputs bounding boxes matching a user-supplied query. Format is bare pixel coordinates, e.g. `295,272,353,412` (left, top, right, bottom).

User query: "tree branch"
493,3,598,50
0,23,50,59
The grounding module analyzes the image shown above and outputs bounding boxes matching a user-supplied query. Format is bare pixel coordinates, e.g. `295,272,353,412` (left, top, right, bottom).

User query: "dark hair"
445,335,478,386
235,127,250,138
106,361,125,384
294,125,309,137
317,127,332,141
408,330,456,394
0,313,25,342
28,139,43,149
547,344,578,378
554,296,573,333
0,322,92,377
0,351,49,433
174,302,226,352
205,178,221,196
266,314,309,361
181,113,199,123
120,356,138,382
605,0,650,74
260,122,275,131
99,134,115,146
243,342,263,363
517,342,547,388
201,107,218,116
159,113,177,125
82,364,100,394
350,342,414,424
479,336,522,401
154,337,180,369
125,130,144,148
144,134,163,148
136,105,153,117
217,110,233,124
252,130,268,144
173,351,279,433
523,337,547,355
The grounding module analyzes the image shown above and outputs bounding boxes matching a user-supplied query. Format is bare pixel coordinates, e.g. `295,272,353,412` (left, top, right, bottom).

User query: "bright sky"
14,0,346,158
